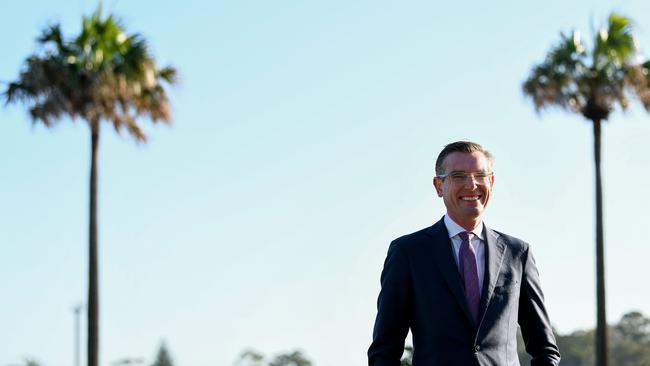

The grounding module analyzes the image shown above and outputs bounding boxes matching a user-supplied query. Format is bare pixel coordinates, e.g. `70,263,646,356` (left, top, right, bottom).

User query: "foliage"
237,350,265,366
523,13,650,122
615,311,650,343
400,311,650,365
151,342,174,366
610,311,650,366
4,5,176,139
268,351,312,366
236,349,312,366
24,359,41,366
400,345,413,366
517,311,650,365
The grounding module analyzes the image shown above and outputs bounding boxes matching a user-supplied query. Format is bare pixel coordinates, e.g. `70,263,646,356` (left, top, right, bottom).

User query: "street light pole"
73,305,82,366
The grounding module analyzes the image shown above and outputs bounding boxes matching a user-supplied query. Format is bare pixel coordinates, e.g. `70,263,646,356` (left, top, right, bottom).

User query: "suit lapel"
478,225,506,320
426,219,475,329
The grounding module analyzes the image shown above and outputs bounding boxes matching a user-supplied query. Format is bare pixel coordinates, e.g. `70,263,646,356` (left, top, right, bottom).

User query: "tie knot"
458,231,472,242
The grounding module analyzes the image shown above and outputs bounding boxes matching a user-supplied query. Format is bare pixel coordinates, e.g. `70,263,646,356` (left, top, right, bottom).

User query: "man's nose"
463,175,479,188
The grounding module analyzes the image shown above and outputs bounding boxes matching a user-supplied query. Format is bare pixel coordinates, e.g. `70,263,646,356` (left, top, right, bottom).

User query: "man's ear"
433,177,443,197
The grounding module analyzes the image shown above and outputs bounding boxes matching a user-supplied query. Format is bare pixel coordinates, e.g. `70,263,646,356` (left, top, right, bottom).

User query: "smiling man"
368,141,560,366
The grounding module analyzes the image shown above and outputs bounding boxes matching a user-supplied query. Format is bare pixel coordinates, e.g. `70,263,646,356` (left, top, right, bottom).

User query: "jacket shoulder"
393,226,432,242
489,228,530,255
389,225,435,253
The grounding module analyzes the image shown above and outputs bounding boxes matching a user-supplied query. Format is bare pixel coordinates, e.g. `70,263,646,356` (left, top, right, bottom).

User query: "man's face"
433,151,494,229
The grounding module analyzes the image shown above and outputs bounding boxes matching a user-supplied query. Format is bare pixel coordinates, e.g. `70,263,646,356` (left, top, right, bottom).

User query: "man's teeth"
461,196,479,201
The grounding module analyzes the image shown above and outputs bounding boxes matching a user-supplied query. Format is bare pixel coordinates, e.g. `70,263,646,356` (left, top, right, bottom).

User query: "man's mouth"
460,196,480,201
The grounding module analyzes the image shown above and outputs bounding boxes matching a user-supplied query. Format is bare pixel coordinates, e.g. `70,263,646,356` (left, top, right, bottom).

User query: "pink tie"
458,231,480,325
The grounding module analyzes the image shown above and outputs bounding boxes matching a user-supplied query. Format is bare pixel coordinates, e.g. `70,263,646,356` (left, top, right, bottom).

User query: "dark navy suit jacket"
368,218,560,366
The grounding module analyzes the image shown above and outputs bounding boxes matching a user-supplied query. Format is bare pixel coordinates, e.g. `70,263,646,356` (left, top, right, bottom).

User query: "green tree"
611,311,650,365
237,350,265,366
236,349,312,366
24,359,42,366
269,351,312,366
151,342,174,366
522,14,650,366
615,311,650,343
555,329,596,366
517,311,650,365
3,8,176,366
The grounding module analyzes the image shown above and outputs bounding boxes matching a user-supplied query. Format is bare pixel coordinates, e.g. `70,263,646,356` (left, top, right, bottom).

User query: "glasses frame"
436,171,494,184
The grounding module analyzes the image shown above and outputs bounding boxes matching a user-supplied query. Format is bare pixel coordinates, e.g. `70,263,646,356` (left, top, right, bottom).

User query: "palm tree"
523,13,650,366
3,8,176,366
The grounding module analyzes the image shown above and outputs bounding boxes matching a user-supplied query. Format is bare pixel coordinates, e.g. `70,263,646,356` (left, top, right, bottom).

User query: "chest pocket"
493,274,519,295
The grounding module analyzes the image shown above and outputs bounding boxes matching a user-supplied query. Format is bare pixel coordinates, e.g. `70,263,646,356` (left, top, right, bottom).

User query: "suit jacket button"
474,345,481,353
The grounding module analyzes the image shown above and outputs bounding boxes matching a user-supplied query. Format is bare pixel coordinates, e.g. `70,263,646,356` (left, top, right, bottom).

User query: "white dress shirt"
443,214,486,293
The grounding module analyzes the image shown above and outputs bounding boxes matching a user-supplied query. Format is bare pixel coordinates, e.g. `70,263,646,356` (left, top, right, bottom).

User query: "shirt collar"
443,214,485,240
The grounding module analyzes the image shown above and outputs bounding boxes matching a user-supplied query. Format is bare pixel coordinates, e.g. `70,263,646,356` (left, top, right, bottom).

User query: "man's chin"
461,208,484,219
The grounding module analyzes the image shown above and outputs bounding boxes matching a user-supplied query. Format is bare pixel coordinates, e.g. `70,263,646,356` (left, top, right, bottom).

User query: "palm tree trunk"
593,118,608,366
88,120,100,366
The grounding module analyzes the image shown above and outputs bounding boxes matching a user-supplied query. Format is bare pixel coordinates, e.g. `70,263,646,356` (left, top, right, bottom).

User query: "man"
368,141,560,366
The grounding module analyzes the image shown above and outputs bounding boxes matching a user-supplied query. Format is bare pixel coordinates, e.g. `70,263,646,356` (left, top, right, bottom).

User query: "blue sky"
2,1,650,365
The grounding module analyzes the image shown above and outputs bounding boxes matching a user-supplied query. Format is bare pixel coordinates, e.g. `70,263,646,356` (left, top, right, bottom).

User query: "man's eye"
451,173,466,180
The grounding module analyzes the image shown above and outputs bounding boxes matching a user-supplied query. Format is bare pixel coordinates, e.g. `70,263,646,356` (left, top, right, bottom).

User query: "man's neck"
446,213,483,231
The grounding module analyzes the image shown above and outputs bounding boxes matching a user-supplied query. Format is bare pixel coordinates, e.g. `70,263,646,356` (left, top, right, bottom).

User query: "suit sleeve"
518,245,561,366
367,241,412,366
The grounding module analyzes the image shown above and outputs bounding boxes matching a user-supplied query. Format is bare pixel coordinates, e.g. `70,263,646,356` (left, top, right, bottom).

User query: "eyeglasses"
436,171,494,184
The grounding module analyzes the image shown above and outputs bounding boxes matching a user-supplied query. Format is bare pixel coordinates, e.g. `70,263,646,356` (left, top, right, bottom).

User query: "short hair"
435,141,494,176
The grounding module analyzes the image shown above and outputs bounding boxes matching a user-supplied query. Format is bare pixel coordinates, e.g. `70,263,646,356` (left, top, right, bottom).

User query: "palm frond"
3,7,176,141
157,66,177,84
524,12,650,121
626,62,650,110
37,24,70,55
522,31,586,113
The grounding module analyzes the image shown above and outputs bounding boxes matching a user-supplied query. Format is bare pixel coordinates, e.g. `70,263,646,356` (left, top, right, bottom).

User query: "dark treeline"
17,311,650,366
239,311,650,366
404,311,650,366
236,349,312,366
517,311,650,366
